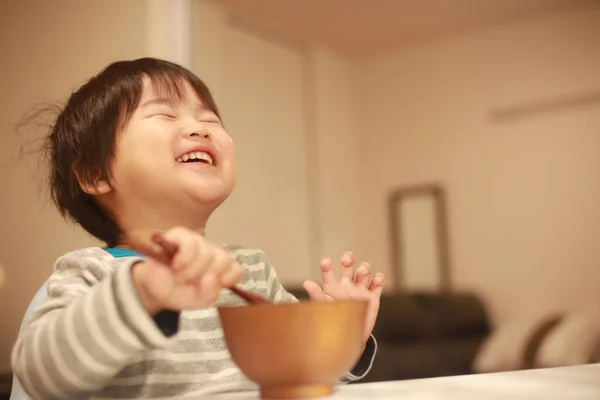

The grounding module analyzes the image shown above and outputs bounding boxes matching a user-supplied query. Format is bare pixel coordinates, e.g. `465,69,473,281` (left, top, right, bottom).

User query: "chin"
189,184,233,207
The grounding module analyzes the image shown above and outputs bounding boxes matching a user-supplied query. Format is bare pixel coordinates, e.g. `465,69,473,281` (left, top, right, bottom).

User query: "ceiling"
215,0,590,56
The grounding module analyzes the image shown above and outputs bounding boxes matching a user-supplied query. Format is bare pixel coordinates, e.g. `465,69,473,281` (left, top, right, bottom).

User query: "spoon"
129,233,270,304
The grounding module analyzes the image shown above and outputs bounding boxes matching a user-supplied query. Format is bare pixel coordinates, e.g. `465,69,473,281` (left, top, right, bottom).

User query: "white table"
202,364,600,399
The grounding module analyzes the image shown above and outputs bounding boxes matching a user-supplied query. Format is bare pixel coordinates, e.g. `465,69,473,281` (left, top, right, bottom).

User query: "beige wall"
0,0,148,373
356,2,600,325
310,47,361,262
191,1,359,283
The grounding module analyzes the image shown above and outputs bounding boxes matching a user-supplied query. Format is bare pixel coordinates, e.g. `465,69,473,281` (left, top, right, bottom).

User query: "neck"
99,192,215,248
114,211,210,249
116,226,207,251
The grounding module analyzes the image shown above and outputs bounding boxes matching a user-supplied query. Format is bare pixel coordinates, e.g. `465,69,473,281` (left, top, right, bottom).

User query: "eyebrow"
139,98,174,109
139,98,209,114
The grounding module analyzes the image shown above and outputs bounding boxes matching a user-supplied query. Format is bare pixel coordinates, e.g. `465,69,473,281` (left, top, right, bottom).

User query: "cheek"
112,126,173,180
217,131,235,158
221,140,236,170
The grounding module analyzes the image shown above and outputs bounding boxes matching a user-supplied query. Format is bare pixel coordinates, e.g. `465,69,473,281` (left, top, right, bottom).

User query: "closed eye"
151,112,177,119
201,114,222,125
147,104,178,119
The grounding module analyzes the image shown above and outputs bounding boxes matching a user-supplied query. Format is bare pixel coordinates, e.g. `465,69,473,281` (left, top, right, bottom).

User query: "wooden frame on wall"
389,183,451,292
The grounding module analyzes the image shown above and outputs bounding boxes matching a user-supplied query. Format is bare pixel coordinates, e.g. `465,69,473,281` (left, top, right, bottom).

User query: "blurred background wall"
1,0,599,375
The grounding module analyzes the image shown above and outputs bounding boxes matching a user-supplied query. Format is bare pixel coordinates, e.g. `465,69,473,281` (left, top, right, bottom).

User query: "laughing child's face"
86,77,237,238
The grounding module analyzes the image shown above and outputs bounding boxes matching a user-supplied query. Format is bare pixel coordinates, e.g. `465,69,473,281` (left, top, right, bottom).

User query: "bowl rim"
217,298,369,310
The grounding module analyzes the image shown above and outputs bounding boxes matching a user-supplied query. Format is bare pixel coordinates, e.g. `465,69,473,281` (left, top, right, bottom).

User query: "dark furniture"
0,373,10,400
287,288,491,383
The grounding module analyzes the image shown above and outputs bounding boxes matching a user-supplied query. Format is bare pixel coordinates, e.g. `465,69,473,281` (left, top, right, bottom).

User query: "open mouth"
176,151,214,165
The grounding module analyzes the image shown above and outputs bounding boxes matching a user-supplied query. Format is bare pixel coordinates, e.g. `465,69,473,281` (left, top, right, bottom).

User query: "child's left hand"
303,251,384,345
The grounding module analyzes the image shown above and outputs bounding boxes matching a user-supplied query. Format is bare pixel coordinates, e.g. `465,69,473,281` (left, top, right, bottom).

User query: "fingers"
174,240,207,283
133,227,247,311
132,259,174,314
204,247,244,288
198,272,221,302
354,262,372,288
151,232,178,260
217,257,244,287
128,236,171,265
340,251,355,280
320,251,376,289
320,257,335,284
315,250,383,302
162,227,200,271
178,245,241,287
368,273,385,296
303,280,328,301
159,228,242,288
170,272,221,309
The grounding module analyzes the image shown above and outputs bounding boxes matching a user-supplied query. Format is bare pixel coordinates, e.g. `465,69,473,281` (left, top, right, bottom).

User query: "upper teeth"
176,151,213,165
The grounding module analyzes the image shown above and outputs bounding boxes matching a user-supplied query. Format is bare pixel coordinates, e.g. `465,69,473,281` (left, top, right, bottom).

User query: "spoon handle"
228,285,270,304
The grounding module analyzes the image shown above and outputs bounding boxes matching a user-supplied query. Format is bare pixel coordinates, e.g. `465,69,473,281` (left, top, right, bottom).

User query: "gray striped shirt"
11,245,376,399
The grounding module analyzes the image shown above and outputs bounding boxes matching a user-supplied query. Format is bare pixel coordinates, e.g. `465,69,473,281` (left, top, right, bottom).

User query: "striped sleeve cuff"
340,334,377,383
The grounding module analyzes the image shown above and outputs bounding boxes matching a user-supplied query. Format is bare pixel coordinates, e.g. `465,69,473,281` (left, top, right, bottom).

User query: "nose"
183,125,211,139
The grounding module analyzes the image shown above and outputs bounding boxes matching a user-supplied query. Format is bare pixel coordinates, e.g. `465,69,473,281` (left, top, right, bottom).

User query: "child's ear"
80,180,111,195
75,171,112,195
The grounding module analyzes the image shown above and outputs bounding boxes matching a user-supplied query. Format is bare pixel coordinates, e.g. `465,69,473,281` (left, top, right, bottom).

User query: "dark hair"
46,57,220,246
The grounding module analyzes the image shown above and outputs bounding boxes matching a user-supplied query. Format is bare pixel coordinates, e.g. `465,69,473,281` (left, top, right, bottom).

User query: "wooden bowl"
217,299,368,399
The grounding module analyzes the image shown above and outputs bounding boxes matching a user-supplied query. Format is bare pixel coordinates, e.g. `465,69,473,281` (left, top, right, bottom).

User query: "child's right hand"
130,227,244,315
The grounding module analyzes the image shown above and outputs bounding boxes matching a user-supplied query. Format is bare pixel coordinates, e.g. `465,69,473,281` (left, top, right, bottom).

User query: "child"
11,58,384,399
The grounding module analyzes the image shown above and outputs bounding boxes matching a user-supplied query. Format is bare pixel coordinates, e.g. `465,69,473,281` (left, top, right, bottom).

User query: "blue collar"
104,247,144,258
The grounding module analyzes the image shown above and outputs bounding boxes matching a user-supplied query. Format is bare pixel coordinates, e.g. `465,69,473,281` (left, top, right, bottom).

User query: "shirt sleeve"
11,248,180,400
260,251,377,382
340,334,378,382
263,255,300,304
